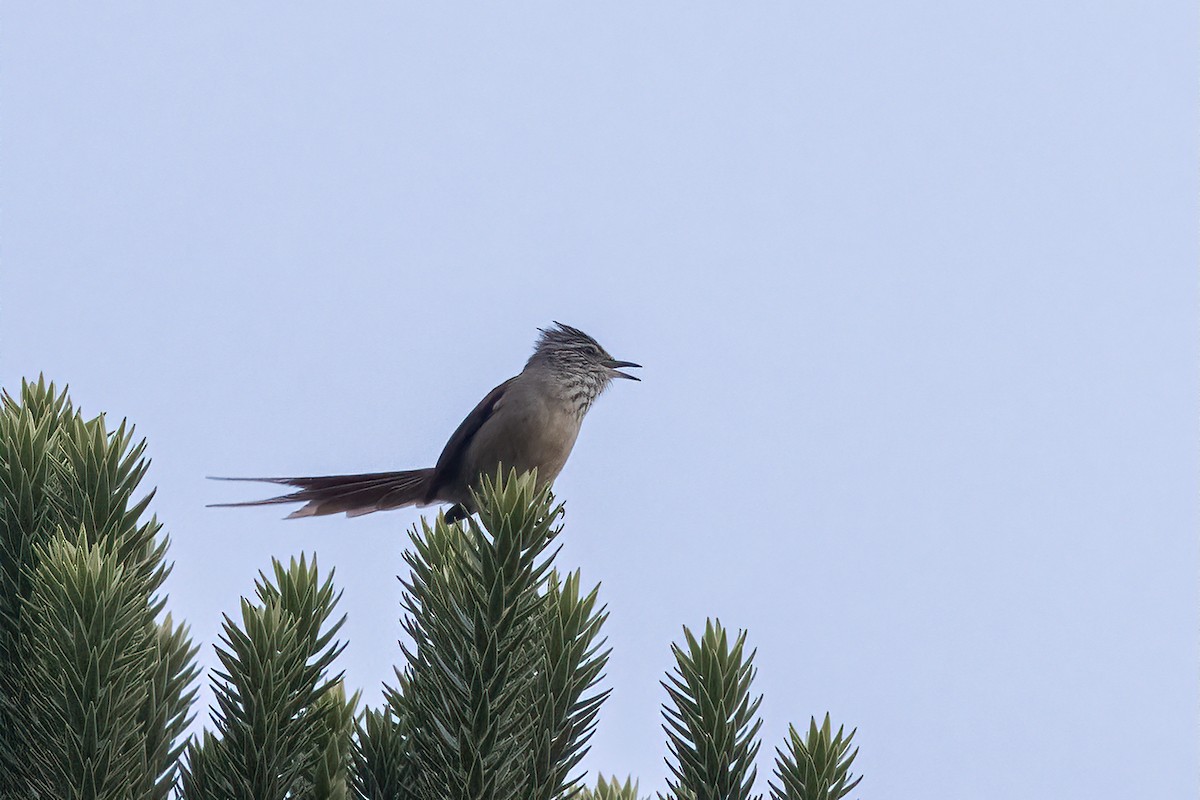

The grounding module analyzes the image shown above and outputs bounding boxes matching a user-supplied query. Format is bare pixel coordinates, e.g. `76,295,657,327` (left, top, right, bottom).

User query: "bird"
210,322,639,523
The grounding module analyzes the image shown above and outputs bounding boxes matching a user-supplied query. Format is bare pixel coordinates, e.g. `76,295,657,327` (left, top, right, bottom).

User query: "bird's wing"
425,376,516,501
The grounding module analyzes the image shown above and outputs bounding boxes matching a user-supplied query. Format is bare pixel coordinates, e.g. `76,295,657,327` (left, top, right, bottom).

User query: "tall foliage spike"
299,681,360,800
179,554,347,800
399,468,609,800
400,469,558,800
528,569,611,800
660,620,764,800
23,529,152,799
352,696,420,800
137,612,201,800
768,714,861,800
0,377,74,792
0,378,196,799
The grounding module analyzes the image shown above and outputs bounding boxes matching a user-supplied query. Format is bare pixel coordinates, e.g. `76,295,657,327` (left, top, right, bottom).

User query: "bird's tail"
208,469,435,519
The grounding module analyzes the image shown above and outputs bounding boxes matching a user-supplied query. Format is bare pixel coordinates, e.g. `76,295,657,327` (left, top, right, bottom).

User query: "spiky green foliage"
2,378,870,799
139,612,203,799
769,714,861,800
660,620,764,800
24,529,159,798
528,569,611,800
400,469,557,800
299,681,360,800
397,469,609,800
577,774,648,800
352,688,420,800
0,377,198,799
180,554,348,800
0,378,73,795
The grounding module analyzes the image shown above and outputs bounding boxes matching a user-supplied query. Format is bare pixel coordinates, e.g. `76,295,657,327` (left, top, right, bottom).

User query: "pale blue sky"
2,4,1195,798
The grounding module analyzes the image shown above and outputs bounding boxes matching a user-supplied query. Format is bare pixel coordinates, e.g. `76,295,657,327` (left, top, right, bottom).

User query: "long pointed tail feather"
208,469,435,519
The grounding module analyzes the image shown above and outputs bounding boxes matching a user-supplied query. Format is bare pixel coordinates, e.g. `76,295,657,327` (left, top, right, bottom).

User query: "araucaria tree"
0,378,198,799
0,379,862,799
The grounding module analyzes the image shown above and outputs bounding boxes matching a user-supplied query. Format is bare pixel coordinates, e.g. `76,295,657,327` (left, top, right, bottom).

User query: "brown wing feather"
424,376,515,502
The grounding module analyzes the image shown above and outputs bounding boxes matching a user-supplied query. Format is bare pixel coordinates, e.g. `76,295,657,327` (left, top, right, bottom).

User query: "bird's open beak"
603,359,642,381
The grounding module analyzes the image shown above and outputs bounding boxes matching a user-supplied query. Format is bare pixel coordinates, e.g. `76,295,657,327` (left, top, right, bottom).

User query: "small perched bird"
211,322,639,522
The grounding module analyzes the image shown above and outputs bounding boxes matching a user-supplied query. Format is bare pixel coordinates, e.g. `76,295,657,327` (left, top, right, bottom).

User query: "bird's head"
527,322,641,397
